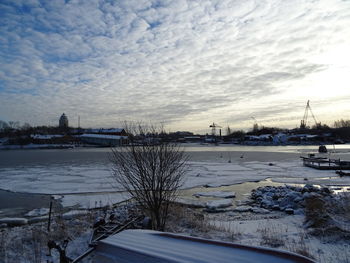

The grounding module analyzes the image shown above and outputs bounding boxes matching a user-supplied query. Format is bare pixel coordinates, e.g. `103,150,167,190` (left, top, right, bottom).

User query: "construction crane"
209,122,222,137
300,100,321,129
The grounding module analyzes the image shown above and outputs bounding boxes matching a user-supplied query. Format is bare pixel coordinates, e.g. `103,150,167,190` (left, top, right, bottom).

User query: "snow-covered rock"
233,206,252,212
250,184,333,214
285,208,294,215
193,191,236,198
25,208,50,217
205,199,233,210
251,207,270,214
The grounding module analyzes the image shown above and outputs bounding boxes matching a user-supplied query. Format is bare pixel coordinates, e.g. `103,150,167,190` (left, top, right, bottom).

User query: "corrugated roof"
94,230,315,263
80,134,127,140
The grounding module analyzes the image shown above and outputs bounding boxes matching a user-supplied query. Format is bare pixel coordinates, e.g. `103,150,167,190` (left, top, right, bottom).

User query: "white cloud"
1,0,350,132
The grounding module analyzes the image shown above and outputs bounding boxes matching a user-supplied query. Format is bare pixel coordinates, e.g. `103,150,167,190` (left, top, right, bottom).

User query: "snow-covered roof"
258,134,272,139
31,134,64,139
86,128,125,133
94,230,315,263
289,134,318,139
80,134,127,140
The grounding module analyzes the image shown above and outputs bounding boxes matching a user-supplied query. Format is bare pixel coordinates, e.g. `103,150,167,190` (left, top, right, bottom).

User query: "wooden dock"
300,156,350,170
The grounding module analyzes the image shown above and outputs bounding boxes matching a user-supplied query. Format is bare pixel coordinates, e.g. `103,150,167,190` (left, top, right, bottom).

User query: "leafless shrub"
110,123,188,230
304,194,329,229
305,192,350,238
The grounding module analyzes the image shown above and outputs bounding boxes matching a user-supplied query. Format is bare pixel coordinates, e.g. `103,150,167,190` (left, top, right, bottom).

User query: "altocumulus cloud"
1,0,350,131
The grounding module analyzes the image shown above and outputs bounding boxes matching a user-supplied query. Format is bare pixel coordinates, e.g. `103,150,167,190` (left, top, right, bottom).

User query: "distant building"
85,128,127,136
80,133,128,146
59,113,69,128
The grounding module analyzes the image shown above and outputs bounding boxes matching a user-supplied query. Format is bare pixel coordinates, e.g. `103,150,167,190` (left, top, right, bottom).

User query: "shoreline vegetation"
1,120,350,150
1,185,349,262
1,141,350,151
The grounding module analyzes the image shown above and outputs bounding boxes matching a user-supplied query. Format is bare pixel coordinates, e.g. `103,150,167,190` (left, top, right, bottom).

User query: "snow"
193,191,236,198
55,191,130,209
206,199,233,210
233,206,253,212
174,198,207,208
25,208,49,217
0,153,349,209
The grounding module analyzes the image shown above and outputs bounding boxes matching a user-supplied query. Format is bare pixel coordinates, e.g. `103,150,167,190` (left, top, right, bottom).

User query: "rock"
272,205,280,210
251,207,270,214
204,207,232,213
320,187,332,195
0,223,7,228
194,191,236,198
0,217,28,227
205,199,233,211
285,208,294,215
261,199,273,208
233,206,252,212
293,209,304,215
235,199,252,206
303,184,319,193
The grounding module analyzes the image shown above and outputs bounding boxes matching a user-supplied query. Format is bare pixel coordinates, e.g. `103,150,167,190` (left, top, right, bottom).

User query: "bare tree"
110,124,188,230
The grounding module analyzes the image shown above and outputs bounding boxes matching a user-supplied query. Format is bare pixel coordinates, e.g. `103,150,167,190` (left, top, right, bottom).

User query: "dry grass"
166,203,210,233
211,221,242,242
165,204,243,242
285,231,314,260
0,207,96,263
257,222,286,248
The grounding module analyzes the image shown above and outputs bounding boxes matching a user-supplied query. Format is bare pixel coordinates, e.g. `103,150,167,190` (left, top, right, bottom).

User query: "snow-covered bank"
0,144,74,150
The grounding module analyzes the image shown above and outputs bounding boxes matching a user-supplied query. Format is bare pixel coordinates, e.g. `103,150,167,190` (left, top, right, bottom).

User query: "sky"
1,0,350,133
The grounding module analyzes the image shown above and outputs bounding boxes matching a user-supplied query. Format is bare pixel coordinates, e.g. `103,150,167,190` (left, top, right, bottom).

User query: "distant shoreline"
1,142,348,151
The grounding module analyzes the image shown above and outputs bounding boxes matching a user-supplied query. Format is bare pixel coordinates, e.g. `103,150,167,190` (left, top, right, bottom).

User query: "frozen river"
1,144,350,214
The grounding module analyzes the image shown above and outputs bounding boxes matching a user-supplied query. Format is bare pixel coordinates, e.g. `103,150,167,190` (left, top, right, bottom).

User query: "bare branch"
110,123,188,230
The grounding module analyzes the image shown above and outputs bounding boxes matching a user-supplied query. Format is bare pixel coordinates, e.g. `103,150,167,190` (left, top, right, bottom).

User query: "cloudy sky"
1,0,350,133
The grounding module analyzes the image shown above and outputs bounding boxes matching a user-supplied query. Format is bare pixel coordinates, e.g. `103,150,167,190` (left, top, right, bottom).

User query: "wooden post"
48,196,53,232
